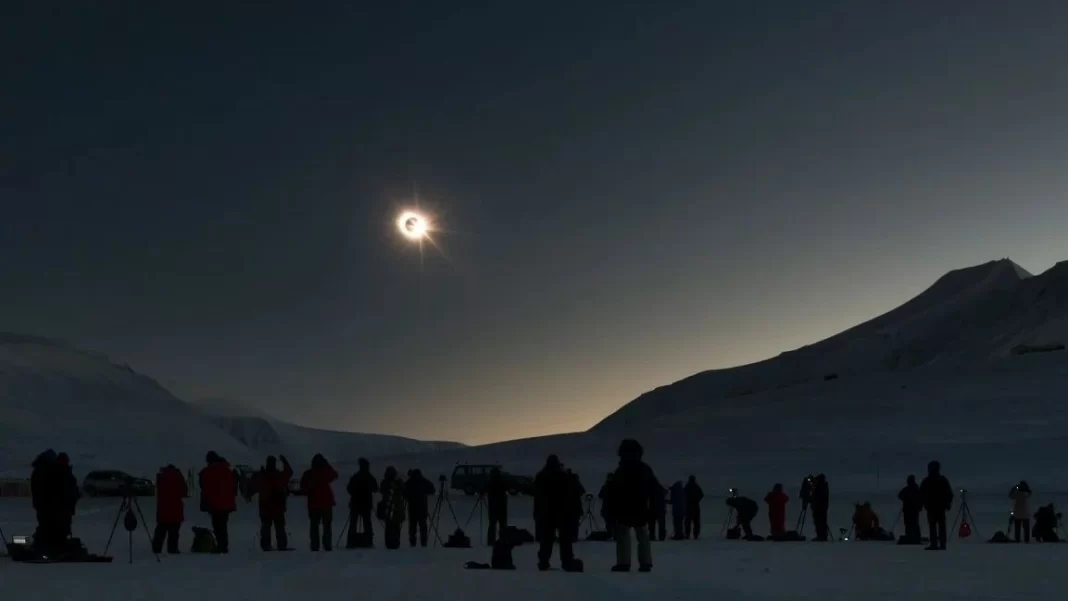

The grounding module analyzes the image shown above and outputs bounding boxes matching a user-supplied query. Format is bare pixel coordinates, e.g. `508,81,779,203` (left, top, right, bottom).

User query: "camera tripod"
579,494,601,537
428,479,462,547
464,492,486,545
950,490,980,540
720,489,738,536
795,504,808,535
103,492,159,564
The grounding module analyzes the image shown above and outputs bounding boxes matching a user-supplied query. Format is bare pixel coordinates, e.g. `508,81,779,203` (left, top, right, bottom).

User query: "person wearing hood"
920,460,953,550
684,475,704,540
302,453,339,551
403,469,435,547
31,449,60,550
669,481,686,540
611,439,660,573
486,467,509,545
200,451,238,553
764,484,789,538
533,454,581,571
897,475,923,541
251,455,293,551
346,458,379,548
154,464,188,554
1009,480,1032,543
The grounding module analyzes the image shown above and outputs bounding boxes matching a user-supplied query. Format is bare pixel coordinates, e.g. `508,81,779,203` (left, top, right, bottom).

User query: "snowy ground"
4,495,1068,600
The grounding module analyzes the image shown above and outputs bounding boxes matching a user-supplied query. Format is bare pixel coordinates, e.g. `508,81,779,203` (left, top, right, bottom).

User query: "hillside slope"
595,259,1068,430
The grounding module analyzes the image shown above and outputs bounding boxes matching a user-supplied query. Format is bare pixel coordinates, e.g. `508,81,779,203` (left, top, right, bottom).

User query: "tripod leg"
103,500,127,556
336,514,350,549
966,503,980,539
132,497,161,562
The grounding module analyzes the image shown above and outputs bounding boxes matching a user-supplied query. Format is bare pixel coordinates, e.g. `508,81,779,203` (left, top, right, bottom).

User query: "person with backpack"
200,451,238,553
611,439,660,573
764,483,789,538
346,457,379,547
920,460,953,550
898,475,923,542
153,464,188,554
1009,480,1032,543
301,453,338,551
684,475,704,539
251,455,292,551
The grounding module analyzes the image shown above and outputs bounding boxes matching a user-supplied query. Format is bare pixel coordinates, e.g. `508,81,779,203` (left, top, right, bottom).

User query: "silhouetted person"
599,473,618,535
684,475,704,539
381,467,406,549
764,483,788,537
251,455,293,551
404,469,435,547
811,474,830,541
486,468,509,545
1033,504,1061,542
669,481,685,540
648,479,667,541
852,502,880,540
200,451,237,553
1010,480,1032,543
565,469,586,543
726,495,759,538
153,464,187,554
302,453,338,551
898,475,923,541
31,449,60,551
347,457,379,547
920,460,953,550
799,475,813,513
534,455,580,571
611,439,660,573
55,452,80,542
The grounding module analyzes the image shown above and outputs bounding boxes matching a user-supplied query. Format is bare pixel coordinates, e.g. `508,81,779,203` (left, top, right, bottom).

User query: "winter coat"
31,450,59,514
156,466,188,524
252,459,293,519
728,496,759,522
852,505,879,534
403,474,436,517
347,469,379,511
669,482,685,516
920,474,953,513
388,478,407,524
611,458,662,527
898,482,923,514
301,464,339,512
200,459,238,514
811,481,830,511
1010,487,1032,517
764,490,789,536
684,481,704,512
486,473,509,516
533,464,572,525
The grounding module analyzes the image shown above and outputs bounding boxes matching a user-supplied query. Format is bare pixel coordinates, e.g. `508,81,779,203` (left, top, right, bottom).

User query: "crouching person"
154,464,188,554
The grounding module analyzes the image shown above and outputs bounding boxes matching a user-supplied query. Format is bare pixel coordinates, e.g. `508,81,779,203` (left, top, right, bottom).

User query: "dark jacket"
684,480,704,512
727,496,759,522
252,458,293,519
157,465,188,524
403,472,436,517
669,482,685,516
533,461,572,525
898,481,923,514
811,478,830,511
31,450,59,514
347,468,379,510
920,473,953,513
486,470,509,516
612,457,661,527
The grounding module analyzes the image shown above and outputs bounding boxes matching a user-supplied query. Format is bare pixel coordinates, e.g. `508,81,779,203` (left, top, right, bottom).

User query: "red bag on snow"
958,521,972,538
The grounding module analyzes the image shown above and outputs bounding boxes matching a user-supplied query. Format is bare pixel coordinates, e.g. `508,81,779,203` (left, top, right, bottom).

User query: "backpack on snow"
191,527,217,553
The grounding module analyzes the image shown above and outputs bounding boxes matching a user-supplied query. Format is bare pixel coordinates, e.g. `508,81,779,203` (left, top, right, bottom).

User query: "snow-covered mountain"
0,335,461,477
194,398,464,467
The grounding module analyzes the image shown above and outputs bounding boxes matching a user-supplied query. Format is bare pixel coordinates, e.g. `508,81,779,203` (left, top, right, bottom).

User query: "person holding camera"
1010,480,1032,543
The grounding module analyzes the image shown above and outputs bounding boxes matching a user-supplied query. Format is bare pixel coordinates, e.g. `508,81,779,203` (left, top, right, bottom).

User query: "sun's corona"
396,210,429,240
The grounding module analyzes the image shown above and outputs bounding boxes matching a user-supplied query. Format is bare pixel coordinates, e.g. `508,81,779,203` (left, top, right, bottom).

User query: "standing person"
346,457,378,547
599,473,618,536
403,469,435,547
648,480,667,542
611,439,660,573
764,483,789,538
55,452,80,542
301,453,338,551
380,467,406,550
533,455,582,572
567,470,586,543
897,475,923,542
669,481,686,540
684,475,704,539
486,467,509,545
30,449,60,551
1009,480,1032,544
200,451,238,553
811,474,831,541
251,455,292,551
153,464,188,554
920,460,953,551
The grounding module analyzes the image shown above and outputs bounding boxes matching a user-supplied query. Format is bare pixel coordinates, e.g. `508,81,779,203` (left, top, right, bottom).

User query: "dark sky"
4,2,1067,444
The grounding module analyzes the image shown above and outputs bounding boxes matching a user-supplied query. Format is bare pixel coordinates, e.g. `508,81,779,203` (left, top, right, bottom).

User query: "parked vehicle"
450,464,533,496
82,470,155,497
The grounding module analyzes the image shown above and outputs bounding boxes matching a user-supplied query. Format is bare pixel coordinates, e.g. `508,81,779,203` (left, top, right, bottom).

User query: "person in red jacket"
252,455,293,551
765,483,789,538
301,453,338,551
153,464,189,554
199,451,238,553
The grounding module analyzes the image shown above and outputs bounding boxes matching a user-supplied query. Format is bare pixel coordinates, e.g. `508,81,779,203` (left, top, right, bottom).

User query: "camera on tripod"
727,487,738,497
